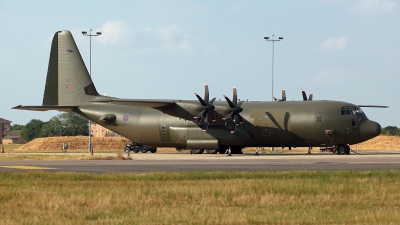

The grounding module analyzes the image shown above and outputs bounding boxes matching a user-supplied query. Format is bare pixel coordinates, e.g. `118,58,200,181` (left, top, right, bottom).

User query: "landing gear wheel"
336,145,346,155
190,149,204,154
206,149,218,154
345,145,350,155
150,147,157,153
133,148,140,153
231,148,243,154
141,146,148,153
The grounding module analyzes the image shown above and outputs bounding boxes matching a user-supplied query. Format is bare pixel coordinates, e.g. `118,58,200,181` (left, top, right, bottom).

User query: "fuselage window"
316,117,322,122
161,125,167,130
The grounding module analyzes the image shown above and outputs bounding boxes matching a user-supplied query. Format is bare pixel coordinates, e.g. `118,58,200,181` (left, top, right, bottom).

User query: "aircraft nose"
360,120,381,139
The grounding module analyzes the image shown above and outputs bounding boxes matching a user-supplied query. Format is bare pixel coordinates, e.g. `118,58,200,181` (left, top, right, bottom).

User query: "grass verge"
1,171,400,224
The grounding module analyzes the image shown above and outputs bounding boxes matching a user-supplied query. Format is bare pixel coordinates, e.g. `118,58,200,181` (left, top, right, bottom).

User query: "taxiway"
1,153,400,173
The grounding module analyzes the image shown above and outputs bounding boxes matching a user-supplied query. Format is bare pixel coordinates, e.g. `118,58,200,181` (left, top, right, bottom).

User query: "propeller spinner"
223,86,244,134
194,83,216,131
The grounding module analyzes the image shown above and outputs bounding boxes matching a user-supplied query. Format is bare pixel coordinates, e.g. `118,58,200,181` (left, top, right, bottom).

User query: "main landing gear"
320,144,351,155
124,142,157,154
336,144,350,155
189,148,243,154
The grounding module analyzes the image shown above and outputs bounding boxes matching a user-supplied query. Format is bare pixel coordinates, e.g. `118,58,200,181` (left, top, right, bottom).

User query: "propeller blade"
202,122,209,132
236,114,244,124
204,83,209,103
225,120,236,133
209,111,217,122
302,89,307,101
308,93,313,101
282,89,286,101
224,95,235,108
274,88,286,101
233,86,237,105
234,114,239,124
194,109,205,120
194,93,207,106
209,97,216,105
223,111,234,121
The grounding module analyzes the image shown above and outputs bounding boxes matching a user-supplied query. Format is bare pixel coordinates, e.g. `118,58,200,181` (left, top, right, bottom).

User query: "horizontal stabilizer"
91,99,176,108
12,105,77,112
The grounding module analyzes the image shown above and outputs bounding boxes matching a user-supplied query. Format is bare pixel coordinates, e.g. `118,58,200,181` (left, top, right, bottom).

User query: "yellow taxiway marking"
0,166,55,170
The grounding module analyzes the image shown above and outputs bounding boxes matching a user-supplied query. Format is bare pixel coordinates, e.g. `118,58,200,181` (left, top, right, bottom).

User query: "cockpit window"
342,106,368,119
353,106,368,119
340,106,353,115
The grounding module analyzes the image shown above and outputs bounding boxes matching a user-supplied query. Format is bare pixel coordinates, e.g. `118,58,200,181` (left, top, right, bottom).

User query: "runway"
1,153,400,173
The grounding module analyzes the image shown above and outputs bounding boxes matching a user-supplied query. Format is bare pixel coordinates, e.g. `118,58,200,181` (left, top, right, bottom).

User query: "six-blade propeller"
194,84,216,131
222,86,244,134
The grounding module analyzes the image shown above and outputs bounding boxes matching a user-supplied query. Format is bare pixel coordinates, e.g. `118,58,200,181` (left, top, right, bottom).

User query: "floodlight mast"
264,35,283,101
82,29,102,154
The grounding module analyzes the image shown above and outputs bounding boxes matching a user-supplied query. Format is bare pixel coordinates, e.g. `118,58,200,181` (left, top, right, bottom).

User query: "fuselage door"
159,121,172,143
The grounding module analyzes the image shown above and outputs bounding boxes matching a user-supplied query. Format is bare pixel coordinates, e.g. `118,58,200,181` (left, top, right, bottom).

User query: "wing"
91,99,176,108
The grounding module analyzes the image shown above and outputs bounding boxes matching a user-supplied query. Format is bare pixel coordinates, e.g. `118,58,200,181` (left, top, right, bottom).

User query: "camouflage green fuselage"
77,99,380,149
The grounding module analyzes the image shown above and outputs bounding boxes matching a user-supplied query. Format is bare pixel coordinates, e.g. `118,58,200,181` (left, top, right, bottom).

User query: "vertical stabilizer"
43,30,99,106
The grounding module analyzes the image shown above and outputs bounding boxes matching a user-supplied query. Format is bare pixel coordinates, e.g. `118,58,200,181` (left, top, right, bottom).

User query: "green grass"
1,171,400,224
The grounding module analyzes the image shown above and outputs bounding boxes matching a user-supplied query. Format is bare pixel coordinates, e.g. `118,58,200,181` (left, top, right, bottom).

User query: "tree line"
12,113,89,142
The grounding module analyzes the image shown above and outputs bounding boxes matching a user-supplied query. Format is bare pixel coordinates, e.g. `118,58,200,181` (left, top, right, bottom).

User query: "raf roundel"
123,114,129,122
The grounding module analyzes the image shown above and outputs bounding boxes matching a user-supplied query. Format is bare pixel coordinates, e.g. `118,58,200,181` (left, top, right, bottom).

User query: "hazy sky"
1,0,398,127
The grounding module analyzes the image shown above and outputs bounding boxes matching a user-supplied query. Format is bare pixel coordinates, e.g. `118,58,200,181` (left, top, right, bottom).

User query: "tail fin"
43,30,99,106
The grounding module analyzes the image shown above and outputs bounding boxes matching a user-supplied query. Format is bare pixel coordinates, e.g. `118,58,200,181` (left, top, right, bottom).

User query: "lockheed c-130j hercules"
13,30,387,155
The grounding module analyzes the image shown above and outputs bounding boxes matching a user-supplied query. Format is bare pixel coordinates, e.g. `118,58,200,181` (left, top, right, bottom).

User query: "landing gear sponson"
189,148,243,154
124,141,157,154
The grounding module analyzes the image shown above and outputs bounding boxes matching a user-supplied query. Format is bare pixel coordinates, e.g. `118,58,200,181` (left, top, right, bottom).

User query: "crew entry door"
159,121,172,143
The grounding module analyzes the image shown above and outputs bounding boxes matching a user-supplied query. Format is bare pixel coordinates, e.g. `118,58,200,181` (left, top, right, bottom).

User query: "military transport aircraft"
13,30,387,155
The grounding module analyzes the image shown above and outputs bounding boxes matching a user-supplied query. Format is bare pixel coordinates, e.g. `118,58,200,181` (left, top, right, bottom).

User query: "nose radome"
360,120,381,139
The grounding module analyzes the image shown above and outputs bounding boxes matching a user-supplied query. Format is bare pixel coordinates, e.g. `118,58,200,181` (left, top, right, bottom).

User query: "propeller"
194,83,216,131
273,88,286,101
223,86,244,134
301,89,313,101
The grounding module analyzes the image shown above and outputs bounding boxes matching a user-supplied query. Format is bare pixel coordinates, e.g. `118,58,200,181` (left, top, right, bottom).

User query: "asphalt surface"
1,152,400,173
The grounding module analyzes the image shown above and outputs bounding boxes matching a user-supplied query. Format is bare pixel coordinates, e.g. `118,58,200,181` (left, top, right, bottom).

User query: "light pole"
264,35,283,101
82,29,102,154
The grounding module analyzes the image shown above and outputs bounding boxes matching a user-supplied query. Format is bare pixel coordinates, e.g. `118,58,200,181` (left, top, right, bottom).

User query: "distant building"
90,122,121,137
0,118,11,144
2,130,27,144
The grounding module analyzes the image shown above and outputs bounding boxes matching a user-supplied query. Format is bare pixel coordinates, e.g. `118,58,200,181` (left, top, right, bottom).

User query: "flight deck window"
341,106,352,115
